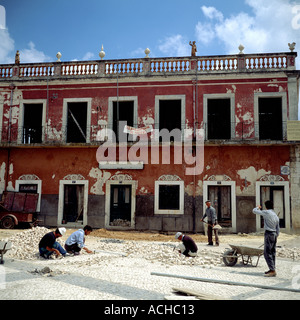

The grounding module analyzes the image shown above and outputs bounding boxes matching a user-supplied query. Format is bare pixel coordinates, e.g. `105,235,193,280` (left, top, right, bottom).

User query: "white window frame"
254,92,287,140
154,180,184,215
203,180,237,232
57,179,89,227
203,93,235,140
18,99,47,144
62,98,92,143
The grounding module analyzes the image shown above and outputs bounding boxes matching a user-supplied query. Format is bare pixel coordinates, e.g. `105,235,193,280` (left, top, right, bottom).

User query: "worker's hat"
175,232,183,239
58,227,66,236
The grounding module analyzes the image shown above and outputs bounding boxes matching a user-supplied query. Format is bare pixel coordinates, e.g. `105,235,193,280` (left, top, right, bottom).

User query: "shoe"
264,270,276,277
207,243,213,246
265,270,272,274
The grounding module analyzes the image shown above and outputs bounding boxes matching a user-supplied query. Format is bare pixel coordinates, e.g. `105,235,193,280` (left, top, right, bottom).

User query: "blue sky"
1,0,300,62
0,0,300,118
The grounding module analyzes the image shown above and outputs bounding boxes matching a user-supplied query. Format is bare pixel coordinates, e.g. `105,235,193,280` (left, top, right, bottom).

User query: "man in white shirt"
253,200,280,277
65,225,93,255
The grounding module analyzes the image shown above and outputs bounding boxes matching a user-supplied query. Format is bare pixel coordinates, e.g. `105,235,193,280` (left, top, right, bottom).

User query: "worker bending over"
175,232,198,257
65,225,93,255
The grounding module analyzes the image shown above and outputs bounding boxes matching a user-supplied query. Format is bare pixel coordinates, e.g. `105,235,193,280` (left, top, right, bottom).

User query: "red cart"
0,191,39,229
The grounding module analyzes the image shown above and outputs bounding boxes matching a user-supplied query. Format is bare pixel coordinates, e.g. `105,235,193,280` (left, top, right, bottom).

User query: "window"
108,96,138,143
155,179,184,214
159,99,182,139
67,102,87,143
22,103,43,144
63,98,91,143
158,185,180,210
207,99,231,139
113,101,134,142
203,94,235,141
258,97,282,140
155,95,186,142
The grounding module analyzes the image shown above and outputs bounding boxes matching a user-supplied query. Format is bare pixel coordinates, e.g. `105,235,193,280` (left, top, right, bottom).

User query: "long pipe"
151,272,300,294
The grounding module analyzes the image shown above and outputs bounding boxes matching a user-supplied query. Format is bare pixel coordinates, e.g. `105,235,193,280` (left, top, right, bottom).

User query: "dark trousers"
264,231,277,271
207,223,219,245
65,243,81,254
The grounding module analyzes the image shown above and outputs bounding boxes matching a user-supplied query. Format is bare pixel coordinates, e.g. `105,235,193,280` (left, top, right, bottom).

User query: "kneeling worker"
175,232,198,257
65,225,93,255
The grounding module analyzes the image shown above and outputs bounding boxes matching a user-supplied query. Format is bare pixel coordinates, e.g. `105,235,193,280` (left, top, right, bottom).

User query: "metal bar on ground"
151,272,300,294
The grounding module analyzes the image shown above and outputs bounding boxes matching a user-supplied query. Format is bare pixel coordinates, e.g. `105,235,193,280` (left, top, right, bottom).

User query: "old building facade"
0,49,300,233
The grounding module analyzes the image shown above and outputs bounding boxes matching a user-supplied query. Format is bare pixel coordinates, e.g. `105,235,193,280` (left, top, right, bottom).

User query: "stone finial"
238,44,245,54
288,42,296,52
144,48,150,58
56,52,62,62
99,45,105,60
15,50,20,64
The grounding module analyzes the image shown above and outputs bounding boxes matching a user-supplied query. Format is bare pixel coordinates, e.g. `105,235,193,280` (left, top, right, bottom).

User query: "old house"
0,46,300,233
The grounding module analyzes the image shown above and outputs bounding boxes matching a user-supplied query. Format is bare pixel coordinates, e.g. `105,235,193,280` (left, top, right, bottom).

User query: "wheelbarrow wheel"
1,216,15,229
223,249,238,266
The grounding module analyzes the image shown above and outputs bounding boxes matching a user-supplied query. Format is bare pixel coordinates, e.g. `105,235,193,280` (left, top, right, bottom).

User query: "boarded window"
207,99,231,139
23,104,43,143
159,185,180,210
113,101,134,142
67,102,87,143
259,97,282,140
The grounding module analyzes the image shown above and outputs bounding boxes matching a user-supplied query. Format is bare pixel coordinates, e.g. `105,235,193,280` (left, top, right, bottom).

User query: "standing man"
65,225,93,255
175,232,198,257
253,201,280,277
201,200,219,246
39,227,68,259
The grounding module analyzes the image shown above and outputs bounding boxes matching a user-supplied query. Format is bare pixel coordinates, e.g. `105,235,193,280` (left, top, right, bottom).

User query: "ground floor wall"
0,145,299,233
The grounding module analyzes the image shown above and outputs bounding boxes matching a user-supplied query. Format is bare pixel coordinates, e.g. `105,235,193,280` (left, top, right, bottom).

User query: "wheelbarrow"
223,244,264,267
0,241,12,264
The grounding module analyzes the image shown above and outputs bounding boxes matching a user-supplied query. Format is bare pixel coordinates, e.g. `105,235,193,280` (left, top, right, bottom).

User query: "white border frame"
203,180,237,232
203,93,235,140
15,179,42,212
105,179,137,229
254,92,287,140
154,180,184,215
18,99,47,144
57,179,89,227
255,181,290,231
62,98,92,143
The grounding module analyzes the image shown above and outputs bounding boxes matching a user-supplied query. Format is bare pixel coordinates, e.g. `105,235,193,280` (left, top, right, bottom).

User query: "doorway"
208,185,232,227
62,184,84,224
110,185,132,226
260,186,285,228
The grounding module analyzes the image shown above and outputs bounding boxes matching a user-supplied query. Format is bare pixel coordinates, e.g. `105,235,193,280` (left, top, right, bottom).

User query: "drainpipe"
8,83,15,142
5,83,15,191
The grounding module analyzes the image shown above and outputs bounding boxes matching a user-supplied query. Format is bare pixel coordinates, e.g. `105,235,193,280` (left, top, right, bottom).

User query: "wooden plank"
172,287,228,300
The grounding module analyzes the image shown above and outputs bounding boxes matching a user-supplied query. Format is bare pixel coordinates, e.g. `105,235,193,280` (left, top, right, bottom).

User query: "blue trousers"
39,242,67,258
264,231,277,271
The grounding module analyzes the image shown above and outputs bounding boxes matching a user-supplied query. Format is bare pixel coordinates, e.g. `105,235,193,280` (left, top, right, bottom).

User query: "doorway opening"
208,185,232,227
63,184,84,224
110,185,132,227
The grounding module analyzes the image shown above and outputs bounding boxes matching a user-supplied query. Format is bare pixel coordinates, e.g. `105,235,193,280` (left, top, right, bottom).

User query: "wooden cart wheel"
1,216,15,229
223,249,238,266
